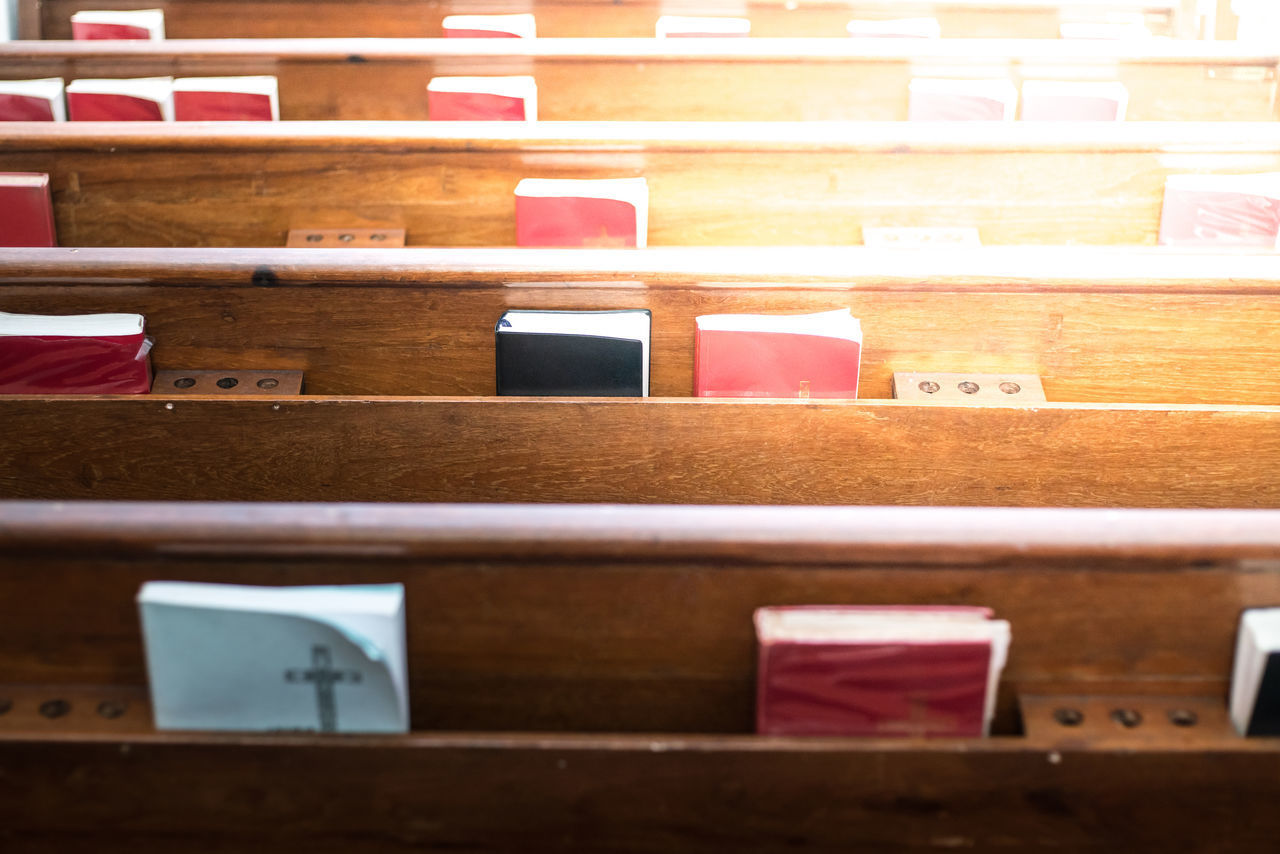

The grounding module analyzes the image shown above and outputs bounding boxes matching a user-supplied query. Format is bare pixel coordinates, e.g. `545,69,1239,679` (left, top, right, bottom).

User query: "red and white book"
428,76,537,121
1060,13,1151,40
846,17,941,38
67,77,174,121
1158,173,1280,248
1021,80,1128,122
0,311,153,394
173,77,279,121
863,226,981,247
755,606,1011,738
70,8,165,39
909,78,1017,121
0,173,56,247
515,178,648,248
441,13,536,38
694,309,862,399
655,16,750,37
0,78,67,122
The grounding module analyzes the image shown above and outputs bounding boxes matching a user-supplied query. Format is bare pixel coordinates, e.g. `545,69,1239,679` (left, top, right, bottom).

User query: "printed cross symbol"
284,644,362,732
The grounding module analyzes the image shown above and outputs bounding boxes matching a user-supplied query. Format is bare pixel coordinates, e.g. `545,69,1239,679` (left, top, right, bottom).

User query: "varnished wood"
5,246,1280,403
4,39,1275,121
6,122,1280,247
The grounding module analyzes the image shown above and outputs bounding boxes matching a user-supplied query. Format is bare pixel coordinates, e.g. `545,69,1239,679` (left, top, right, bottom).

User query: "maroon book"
173,77,278,121
515,178,648,248
70,10,165,39
0,312,152,394
67,78,173,121
0,173,56,247
0,79,66,121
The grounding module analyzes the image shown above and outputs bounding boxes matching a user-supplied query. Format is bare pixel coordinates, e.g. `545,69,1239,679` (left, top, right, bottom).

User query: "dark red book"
0,79,67,121
428,77,536,121
174,77,278,121
67,77,173,121
908,78,1017,121
755,606,1010,738
655,16,750,37
70,9,165,39
441,14,535,37
0,173,57,247
1158,174,1280,247
695,309,861,398
515,178,648,248
0,312,152,394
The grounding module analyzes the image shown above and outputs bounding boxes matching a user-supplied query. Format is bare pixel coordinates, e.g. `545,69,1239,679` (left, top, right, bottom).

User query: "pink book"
70,9,165,39
515,178,648,248
428,77,537,121
0,312,152,394
655,16,750,37
174,77,279,121
1021,81,1128,122
0,173,57,247
1158,174,1280,248
755,606,1010,738
67,77,173,121
694,309,862,398
441,14,535,37
908,78,1017,121
0,79,67,121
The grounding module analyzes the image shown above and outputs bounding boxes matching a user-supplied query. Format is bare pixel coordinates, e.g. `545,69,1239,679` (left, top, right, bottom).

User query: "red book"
174,77,279,121
695,309,861,398
1021,81,1128,122
0,312,152,394
1158,174,1280,248
846,17,941,37
655,16,750,37
441,14,536,37
67,77,174,121
515,178,648,248
0,173,57,247
755,606,1011,738
428,76,537,121
908,78,1017,121
70,9,165,39
0,78,67,122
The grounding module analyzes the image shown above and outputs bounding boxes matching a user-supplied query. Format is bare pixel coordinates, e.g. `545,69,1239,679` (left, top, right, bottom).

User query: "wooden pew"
2,500,1280,852
5,39,1276,122
5,122,1280,247
19,0,1201,40
3,246,1280,506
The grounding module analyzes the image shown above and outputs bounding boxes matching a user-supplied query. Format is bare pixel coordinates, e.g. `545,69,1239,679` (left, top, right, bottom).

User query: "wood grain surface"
6,122,1280,247
3,38,1273,121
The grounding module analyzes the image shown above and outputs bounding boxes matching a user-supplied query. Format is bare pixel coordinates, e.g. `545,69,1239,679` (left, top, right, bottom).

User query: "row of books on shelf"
64,8,1157,40
4,171,1280,249
0,76,279,122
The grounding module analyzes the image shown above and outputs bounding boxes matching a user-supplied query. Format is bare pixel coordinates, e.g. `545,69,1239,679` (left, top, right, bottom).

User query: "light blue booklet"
138,582,409,733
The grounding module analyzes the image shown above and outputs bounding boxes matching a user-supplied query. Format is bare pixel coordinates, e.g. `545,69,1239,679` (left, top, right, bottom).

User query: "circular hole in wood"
999,382,1022,395
0,699,12,716
215,377,239,390
1111,708,1143,728
917,381,940,394
339,233,355,242
958,381,980,395
97,700,127,720
370,233,386,241
173,377,197,389
1168,709,1198,727
257,378,279,390
39,699,70,719
305,234,323,243
1052,707,1084,727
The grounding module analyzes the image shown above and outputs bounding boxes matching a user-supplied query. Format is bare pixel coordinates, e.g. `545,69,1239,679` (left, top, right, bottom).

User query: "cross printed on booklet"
285,644,363,732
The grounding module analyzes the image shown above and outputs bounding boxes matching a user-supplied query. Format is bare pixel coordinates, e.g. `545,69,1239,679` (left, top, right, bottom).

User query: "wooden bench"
2,500,1279,852
5,122,1280,247
5,39,1276,121
19,0,1207,40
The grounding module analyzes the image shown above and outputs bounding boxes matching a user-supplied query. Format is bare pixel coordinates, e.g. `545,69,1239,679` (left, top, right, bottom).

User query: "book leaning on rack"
0,311,153,394
496,309,651,397
66,77,174,121
428,76,537,121
695,309,862,398
0,172,56,246
70,8,165,39
0,78,66,121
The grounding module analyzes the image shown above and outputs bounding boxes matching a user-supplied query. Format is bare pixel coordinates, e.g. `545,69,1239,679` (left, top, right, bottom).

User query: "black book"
495,310,651,397
1230,609,1280,735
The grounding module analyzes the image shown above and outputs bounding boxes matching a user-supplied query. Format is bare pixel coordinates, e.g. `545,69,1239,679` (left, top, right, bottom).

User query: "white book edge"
0,173,50,189
655,15,750,37
909,78,1018,121
846,17,941,38
442,13,536,37
695,308,862,341
173,76,280,121
514,177,649,249
67,76,175,120
0,78,67,121
70,8,165,38
1229,609,1280,735
427,76,537,120
1021,80,1129,121
499,309,651,395
0,310,143,337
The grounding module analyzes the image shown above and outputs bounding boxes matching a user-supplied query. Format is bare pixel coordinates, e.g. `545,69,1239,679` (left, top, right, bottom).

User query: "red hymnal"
174,77,279,121
755,606,1011,738
441,14,536,37
695,309,862,398
655,16,750,37
1159,174,1280,248
0,78,66,121
0,312,152,394
1021,81,1128,122
428,76,537,121
67,77,174,121
515,178,648,248
908,78,1017,121
846,17,941,37
70,9,165,39
0,173,57,247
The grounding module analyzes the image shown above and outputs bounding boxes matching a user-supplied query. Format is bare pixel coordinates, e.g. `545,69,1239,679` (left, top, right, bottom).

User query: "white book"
427,76,537,121
70,8,165,39
909,78,1017,122
0,78,66,121
515,177,649,248
139,582,409,733
1021,81,1128,122
655,15,750,37
1230,609,1280,736
173,76,280,121
863,226,982,247
441,13,536,37
695,308,861,338
0,310,143,336
66,76,174,121
846,17,941,38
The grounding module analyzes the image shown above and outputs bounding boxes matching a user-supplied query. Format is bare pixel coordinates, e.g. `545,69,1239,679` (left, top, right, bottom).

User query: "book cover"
755,606,1010,738
0,78,67,121
846,17,941,38
495,309,650,397
70,8,165,39
1021,81,1128,122
0,311,153,394
695,309,862,399
428,76,537,121
67,77,174,121
655,16,750,37
0,173,56,247
1158,174,1280,248
173,76,279,121
138,582,409,733
908,78,1018,122
515,177,648,248
441,13,536,37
